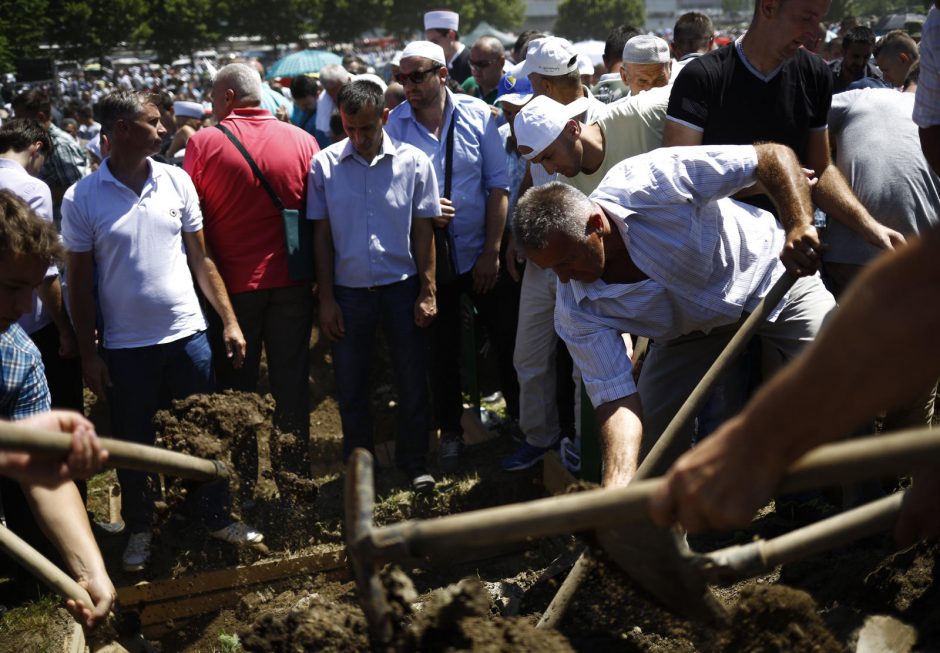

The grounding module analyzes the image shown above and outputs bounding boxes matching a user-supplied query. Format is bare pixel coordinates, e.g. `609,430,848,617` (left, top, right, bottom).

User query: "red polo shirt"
184,108,319,293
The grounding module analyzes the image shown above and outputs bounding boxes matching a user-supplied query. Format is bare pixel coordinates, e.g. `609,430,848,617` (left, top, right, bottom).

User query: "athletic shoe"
560,436,581,474
411,473,436,494
501,441,553,471
209,521,264,545
438,432,464,472
122,531,152,572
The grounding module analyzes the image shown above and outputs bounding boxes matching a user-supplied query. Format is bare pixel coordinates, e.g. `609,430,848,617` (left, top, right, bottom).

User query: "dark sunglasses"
469,58,497,69
394,67,438,85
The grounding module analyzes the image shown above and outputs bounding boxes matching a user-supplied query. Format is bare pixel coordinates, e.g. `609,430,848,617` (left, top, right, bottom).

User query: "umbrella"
266,49,342,80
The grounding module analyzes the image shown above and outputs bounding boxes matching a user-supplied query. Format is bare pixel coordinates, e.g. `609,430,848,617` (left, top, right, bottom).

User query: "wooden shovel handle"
0,524,93,607
355,426,940,562
0,422,228,482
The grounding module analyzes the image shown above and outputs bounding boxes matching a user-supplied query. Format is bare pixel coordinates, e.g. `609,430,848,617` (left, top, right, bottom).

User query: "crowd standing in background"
1,2,940,628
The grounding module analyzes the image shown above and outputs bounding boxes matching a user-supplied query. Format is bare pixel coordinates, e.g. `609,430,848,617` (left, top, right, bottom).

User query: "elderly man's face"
469,45,504,92
527,228,605,284
620,62,671,95
0,251,46,333
398,57,446,110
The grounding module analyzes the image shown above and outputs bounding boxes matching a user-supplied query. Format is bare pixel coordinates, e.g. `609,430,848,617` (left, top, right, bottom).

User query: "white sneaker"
122,532,152,572
209,521,264,545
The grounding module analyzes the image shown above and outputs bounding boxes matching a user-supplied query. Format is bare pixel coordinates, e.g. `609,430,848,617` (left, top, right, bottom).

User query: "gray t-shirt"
826,88,940,265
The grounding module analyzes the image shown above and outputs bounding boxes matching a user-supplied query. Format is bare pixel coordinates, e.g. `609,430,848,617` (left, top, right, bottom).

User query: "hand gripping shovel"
0,421,229,482
346,426,940,647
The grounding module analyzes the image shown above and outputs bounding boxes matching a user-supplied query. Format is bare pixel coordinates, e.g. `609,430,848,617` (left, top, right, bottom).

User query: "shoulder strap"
215,123,285,211
443,111,456,199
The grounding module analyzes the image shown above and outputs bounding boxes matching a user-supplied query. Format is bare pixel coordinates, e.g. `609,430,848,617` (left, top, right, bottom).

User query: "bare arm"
596,393,644,488
661,120,704,147
313,219,343,341
411,217,437,327
650,229,940,535
66,251,110,399
182,229,245,367
35,276,78,358
23,481,115,627
472,188,508,294
806,129,904,250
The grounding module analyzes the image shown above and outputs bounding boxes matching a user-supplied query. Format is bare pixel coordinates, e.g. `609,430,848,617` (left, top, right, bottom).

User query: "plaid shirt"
0,324,51,420
41,123,86,191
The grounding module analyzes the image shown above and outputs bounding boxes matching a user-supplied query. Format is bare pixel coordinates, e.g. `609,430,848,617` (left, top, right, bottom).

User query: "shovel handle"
0,524,94,607
637,273,796,479
0,422,228,482
356,427,940,562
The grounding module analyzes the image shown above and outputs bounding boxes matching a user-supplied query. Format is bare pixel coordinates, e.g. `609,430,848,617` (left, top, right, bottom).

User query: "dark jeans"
28,322,83,412
430,269,520,434
105,330,229,533
332,277,430,475
209,285,313,453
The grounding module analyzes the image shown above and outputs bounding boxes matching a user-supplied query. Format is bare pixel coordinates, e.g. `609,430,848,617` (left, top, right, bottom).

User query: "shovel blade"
595,522,728,624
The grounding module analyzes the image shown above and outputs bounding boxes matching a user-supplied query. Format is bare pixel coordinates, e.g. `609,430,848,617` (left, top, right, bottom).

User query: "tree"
138,0,226,62
553,0,645,42
383,0,525,41
318,0,394,42
0,0,51,72
44,0,148,61
227,0,314,49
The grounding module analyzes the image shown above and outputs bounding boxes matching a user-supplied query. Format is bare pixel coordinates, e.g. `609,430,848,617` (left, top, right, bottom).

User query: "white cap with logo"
514,95,591,161
520,37,580,77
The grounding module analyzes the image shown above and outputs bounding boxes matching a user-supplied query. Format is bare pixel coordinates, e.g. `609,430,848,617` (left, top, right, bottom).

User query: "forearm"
733,229,940,464
23,481,108,583
192,257,239,325
596,394,644,487
411,219,436,293
812,164,878,235
483,189,509,254
753,143,815,233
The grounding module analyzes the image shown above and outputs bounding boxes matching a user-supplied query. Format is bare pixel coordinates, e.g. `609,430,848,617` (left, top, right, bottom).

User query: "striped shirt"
556,145,788,406
914,7,940,129
0,324,51,420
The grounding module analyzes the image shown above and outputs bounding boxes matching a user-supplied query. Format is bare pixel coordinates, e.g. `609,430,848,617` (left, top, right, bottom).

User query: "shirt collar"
0,158,27,174
337,130,397,165
735,36,784,82
99,156,162,187
225,107,275,120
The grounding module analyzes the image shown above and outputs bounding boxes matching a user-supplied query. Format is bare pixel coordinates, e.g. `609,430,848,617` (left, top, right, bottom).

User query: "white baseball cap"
514,95,591,160
424,10,459,32
622,35,671,64
520,37,579,77
173,100,204,119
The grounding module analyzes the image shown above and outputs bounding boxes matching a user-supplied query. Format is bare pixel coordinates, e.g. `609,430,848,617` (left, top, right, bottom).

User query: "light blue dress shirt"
556,145,791,406
385,89,509,275
308,132,441,288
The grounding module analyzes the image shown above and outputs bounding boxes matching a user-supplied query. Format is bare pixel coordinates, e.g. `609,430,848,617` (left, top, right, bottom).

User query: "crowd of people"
0,0,939,633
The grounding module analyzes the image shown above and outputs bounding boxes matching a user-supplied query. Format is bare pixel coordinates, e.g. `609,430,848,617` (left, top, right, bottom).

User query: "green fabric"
460,76,500,105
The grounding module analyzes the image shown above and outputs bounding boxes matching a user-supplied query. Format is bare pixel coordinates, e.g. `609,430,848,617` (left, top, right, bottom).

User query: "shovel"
0,421,229,482
540,273,798,627
345,426,940,646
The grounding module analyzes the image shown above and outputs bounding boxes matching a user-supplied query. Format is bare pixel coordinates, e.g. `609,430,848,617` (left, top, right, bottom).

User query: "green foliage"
318,0,394,42
384,0,525,40
0,0,51,72
227,0,314,47
554,0,645,41
140,0,225,62
217,631,241,653
45,0,148,60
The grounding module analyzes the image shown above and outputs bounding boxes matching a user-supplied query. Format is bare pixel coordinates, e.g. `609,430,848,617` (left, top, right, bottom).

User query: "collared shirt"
556,145,787,406
308,132,440,288
61,157,207,349
41,123,86,191
385,89,509,274
0,324,51,419
0,159,58,335
828,57,883,94
914,7,940,128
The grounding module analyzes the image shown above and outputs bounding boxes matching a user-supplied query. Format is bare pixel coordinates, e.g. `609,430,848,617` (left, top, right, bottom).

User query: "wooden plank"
543,450,578,496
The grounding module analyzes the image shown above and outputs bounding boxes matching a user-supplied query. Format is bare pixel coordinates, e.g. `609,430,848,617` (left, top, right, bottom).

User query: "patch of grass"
85,468,118,523
216,630,241,652
0,594,59,644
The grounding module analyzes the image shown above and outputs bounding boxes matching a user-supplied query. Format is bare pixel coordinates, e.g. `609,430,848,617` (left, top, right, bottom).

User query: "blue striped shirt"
556,145,788,406
0,324,51,420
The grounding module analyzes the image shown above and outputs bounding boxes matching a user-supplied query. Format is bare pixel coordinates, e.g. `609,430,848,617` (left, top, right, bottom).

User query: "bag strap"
215,123,285,212
443,111,456,199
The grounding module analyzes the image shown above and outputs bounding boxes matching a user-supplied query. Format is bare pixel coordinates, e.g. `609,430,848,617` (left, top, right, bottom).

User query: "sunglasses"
469,58,497,69
394,67,438,85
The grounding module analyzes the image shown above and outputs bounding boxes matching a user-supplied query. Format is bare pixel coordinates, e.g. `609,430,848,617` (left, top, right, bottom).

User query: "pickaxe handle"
0,422,228,482
351,426,940,563
0,523,94,608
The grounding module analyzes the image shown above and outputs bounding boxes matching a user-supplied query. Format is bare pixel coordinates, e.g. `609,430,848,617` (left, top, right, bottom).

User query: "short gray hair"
319,64,352,86
513,182,594,252
214,63,263,105
98,90,152,136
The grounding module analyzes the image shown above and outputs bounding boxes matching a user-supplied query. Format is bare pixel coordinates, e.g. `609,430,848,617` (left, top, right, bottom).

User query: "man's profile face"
527,229,604,284
620,62,671,95
766,0,831,60
842,42,873,80
0,252,46,332
527,125,582,178
425,30,454,53
128,103,166,155
875,52,909,87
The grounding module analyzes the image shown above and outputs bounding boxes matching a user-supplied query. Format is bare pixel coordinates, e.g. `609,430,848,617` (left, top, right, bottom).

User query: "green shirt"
461,76,500,105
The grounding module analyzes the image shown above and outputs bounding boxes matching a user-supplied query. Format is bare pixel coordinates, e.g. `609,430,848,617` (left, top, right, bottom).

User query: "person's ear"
585,208,609,236
566,120,582,140
381,107,390,125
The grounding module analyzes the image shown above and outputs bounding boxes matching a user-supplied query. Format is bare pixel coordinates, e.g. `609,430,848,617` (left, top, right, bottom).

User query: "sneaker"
122,531,152,572
438,432,464,473
560,436,581,474
411,473,436,494
502,441,553,471
209,521,265,545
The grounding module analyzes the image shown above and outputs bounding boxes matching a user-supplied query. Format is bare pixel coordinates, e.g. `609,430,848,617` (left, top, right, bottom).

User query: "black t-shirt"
449,47,472,85
667,43,832,165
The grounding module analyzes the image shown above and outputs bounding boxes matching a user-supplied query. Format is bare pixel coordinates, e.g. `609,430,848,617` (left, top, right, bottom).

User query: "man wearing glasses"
461,37,507,106
385,41,513,473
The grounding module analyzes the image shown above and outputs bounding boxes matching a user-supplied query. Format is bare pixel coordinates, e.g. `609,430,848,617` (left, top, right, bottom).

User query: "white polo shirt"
61,157,207,349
